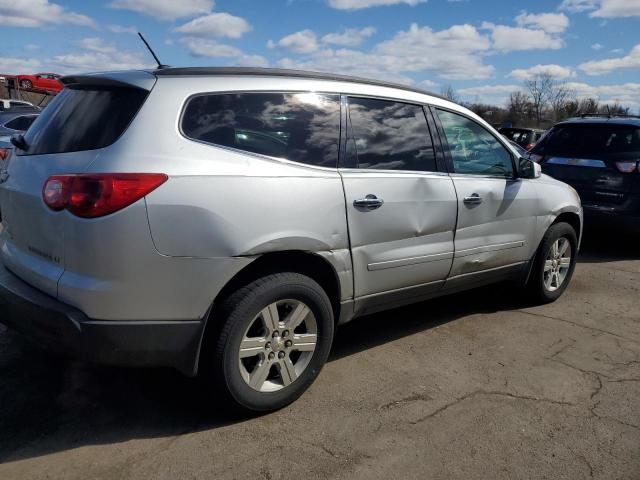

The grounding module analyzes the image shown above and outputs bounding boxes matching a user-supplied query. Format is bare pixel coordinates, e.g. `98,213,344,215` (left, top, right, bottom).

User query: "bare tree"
550,82,574,121
579,97,599,114
440,85,459,103
507,91,530,121
524,74,554,125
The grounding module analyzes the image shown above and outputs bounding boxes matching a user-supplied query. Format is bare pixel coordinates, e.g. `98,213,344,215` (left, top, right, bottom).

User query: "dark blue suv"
530,115,640,229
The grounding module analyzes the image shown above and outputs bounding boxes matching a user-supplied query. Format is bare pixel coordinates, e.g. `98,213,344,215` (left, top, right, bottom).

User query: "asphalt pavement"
0,226,638,480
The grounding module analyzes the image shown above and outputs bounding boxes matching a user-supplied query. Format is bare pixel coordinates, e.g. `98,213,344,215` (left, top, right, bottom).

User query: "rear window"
4,115,36,131
533,124,640,157
500,129,532,143
181,92,340,168
19,86,148,156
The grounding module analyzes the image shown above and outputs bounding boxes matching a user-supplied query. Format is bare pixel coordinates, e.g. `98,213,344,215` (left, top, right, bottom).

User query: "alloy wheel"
543,237,572,292
238,299,317,393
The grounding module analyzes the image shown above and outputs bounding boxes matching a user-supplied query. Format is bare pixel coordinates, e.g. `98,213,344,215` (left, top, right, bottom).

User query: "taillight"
525,143,536,151
0,148,10,161
43,173,168,218
615,161,639,174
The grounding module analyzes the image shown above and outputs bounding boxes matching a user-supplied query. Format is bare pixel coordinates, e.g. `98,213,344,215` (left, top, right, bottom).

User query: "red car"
17,73,63,94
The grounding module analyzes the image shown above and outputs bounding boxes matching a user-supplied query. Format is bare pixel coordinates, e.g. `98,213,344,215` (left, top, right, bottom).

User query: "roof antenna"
138,32,169,69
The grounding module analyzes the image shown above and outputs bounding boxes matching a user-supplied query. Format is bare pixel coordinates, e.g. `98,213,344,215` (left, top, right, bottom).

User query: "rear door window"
181,92,340,168
346,97,437,172
19,86,148,156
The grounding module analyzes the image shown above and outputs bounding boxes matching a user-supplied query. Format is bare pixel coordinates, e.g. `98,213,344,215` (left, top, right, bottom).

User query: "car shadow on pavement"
0,228,633,464
578,223,640,264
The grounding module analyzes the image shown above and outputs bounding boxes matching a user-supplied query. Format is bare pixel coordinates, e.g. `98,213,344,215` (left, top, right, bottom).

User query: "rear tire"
20,79,32,89
205,272,334,412
525,222,577,304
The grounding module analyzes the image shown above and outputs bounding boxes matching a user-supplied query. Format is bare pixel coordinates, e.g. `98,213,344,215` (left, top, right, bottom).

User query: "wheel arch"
524,210,582,286
194,250,343,375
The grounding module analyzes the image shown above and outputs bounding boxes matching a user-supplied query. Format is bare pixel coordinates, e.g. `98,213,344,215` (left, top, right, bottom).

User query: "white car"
0,67,583,412
0,99,36,111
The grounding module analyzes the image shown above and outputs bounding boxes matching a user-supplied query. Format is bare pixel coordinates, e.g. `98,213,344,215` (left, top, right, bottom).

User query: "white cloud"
559,0,597,13
107,24,137,34
457,81,640,111
328,0,426,10
515,11,569,33
565,81,640,109
508,64,576,80
0,0,95,28
51,38,152,73
482,22,564,52
0,57,41,73
375,23,493,79
181,38,242,57
559,0,640,18
321,27,376,47
591,43,603,50
110,0,214,20
580,44,640,75
276,23,494,83
269,30,318,54
174,12,251,39
458,84,524,105
180,37,268,66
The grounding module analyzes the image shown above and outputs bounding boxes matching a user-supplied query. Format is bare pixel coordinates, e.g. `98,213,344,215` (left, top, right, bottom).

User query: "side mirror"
519,157,541,179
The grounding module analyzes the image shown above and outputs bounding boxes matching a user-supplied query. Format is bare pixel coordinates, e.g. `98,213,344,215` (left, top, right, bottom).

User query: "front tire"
526,222,578,304
20,79,32,89
207,273,334,412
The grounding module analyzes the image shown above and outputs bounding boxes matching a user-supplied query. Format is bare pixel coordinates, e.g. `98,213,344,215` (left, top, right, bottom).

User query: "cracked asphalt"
0,226,638,480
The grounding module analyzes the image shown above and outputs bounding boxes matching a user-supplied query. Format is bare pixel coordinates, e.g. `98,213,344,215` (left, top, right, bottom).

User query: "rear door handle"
463,193,483,205
354,194,384,210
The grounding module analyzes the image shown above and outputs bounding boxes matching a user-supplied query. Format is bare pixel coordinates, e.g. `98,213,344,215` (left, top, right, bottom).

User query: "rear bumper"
0,263,204,376
582,193,640,230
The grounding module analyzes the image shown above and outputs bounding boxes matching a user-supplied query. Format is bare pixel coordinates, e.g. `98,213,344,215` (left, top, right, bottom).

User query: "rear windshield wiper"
10,134,28,151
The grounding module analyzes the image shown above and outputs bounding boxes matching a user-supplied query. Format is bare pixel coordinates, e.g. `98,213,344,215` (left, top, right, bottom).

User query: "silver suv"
0,68,582,411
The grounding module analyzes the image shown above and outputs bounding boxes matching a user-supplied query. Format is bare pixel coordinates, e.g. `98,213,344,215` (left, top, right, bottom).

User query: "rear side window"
533,124,640,157
346,97,436,172
19,86,148,156
182,93,340,168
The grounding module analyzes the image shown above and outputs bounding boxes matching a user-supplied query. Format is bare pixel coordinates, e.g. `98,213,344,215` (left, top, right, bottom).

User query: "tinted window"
20,86,148,156
347,97,436,171
437,109,513,177
4,115,36,131
182,93,340,168
532,124,640,157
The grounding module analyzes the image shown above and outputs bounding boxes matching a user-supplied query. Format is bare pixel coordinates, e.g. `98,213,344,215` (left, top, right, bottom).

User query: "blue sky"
2,0,639,109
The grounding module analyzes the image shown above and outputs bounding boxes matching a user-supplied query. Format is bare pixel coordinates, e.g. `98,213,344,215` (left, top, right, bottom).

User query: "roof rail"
579,113,640,119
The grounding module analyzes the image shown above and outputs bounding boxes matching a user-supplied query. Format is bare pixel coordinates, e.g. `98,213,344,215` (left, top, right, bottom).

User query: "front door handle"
463,193,483,205
354,194,384,210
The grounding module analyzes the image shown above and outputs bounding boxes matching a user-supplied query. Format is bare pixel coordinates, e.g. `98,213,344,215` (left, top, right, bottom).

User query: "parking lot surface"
0,227,638,480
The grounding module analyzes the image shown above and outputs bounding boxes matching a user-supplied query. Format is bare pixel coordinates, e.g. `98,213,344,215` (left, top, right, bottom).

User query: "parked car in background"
0,99,39,111
530,114,640,230
16,73,63,94
0,112,39,142
0,67,582,412
507,139,528,157
499,127,546,150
